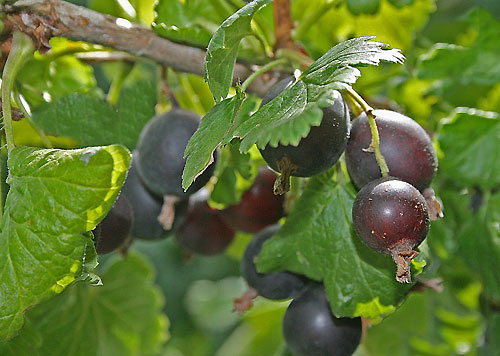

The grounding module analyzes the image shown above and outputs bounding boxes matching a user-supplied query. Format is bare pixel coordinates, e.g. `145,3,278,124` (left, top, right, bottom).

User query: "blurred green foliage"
2,0,499,355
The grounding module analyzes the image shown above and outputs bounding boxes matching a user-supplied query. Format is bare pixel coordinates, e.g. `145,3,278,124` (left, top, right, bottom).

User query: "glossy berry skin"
94,194,133,255
259,77,350,177
352,177,430,283
345,110,437,192
220,168,284,233
241,225,306,300
136,109,216,198
283,284,362,356
175,196,235,255
121,154,188,240
352,177,429,254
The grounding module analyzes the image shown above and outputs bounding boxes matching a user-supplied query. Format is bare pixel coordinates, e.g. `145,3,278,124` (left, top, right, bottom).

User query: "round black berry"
93,194,133,255
136,108,216,198
241,224,306,300
283,284,362,356
175,194,235,255
121,154,188,240
258,77,350,194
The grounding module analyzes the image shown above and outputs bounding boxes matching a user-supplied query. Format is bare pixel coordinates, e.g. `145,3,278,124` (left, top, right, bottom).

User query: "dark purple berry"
352,177,430,283
121,154,188,240
345,110,437,192
258,77,350,194
136,108,216,198
220,168,284,233
175,195,235,255
241,224,306,300
93,194,133,255
283,284,362,356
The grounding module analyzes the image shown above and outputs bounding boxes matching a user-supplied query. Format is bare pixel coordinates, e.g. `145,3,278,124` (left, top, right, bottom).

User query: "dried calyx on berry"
352,177,430,283
121,153,188,240
258,77,350,195
136,108,216,230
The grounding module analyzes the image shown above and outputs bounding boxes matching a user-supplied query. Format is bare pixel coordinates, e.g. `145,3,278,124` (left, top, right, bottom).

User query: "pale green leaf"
438,108,500,189
0,145,131,340
182,89,245,190
23,252,168,356
32,62,157,150
456,191,500,299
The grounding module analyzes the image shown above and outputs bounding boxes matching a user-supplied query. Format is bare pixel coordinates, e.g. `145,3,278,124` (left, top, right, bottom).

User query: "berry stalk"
13,90,53,149
240,58,288,92
2,31,35,153
345,87,389,177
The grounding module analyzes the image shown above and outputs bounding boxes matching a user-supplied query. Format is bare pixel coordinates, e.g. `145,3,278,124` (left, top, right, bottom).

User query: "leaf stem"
276,48,314,67
345,86,389,177
2,31,35,153
293,0,341,40
107,62,133,106
0,136,6,220
13,91,53,148
240,58,288,92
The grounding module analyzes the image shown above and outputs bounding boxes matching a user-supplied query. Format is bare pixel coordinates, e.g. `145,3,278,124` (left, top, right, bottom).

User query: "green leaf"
182,88,246,191
345,0,380,15
236,80,322,151
210,140,256,207
234,37,403,152
418,9,500,87
387,0,415,7
0,145,131,341
17,37,99,109
21,252,168,356
481,314,500,356
185,277,246,332
204,0,272,102
302,36,404,79
216,299,287,356
363,285,482,356
437,108,500,189
363,291,433,356
456,191,500,299
0,321,42,356
32,62,157,150
153,0,225,47
292,0,434,57
256,173,418,319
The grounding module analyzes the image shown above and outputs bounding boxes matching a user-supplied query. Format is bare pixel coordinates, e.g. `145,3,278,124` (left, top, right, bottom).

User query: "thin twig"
5,0,282,97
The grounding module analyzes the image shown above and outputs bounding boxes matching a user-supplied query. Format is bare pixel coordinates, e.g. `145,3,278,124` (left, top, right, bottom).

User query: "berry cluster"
241,78,439,356
95,77,439,356
238,224,362,356
346,109,438,284
93,109,284,256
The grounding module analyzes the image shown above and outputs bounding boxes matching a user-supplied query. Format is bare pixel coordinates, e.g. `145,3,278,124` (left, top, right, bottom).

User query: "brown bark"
273,0,297,51
4,0,281,96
